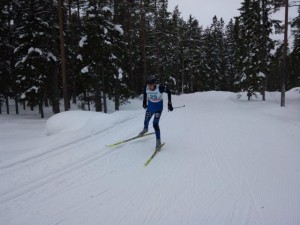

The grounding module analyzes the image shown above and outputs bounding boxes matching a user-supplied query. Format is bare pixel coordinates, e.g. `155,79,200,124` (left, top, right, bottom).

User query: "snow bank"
287,87,300,98
46,111,95,135
45,110,140,136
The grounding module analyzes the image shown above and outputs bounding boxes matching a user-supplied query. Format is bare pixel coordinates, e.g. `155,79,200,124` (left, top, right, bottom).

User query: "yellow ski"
144,143,165,166
107,132,155,147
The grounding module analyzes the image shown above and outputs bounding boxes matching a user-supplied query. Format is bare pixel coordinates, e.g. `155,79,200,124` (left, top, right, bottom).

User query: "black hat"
146,75,156,84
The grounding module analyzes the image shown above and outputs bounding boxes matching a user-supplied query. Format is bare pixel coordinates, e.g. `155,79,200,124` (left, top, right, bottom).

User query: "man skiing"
139,75,173,149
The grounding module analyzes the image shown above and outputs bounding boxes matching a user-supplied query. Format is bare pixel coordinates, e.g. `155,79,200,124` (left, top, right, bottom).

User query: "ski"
107,132,155,147
173,104,185,109
144,143,165,166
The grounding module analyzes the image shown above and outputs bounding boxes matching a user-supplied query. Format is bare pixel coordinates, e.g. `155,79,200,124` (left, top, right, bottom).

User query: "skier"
139,75,173,149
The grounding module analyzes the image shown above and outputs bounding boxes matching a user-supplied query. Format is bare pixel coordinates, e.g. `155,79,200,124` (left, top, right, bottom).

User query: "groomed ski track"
0,92,299,225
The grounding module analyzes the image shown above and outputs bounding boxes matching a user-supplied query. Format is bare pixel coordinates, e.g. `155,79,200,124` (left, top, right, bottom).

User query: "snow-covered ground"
0,90,299,225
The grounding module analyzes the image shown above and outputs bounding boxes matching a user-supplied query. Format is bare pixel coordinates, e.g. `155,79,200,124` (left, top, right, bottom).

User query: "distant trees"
0,0,299,117
289,5,300,89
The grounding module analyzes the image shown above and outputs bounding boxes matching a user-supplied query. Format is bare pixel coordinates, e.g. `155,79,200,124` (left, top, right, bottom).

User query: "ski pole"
168,104,185,112
173,105,185,109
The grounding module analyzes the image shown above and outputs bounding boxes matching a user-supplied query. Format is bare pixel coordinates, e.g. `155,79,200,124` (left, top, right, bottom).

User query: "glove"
143,101,147,109
168,102,173,111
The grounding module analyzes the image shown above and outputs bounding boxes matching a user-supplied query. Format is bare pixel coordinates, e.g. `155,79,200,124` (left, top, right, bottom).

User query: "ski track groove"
0,145,120,204
0,111,144,176
194,105,265,225
210,134,266,225
0,112,143,171
0,112,150,205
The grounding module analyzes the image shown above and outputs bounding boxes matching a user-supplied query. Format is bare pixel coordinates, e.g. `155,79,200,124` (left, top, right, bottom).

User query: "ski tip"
106,143,119,148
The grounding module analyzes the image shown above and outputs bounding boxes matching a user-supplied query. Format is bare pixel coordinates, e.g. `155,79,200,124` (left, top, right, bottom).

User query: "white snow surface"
0,90,299,225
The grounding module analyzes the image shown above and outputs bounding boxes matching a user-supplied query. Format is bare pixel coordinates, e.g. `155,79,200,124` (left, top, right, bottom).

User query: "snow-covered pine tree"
289,5,300,88
64,0,88,105
0,0,17,114
14,0,56,118
237,0,276,95
238,0,261,91
202,16,226,91
183,16,205,93
79,1,125,112
224,18,240,92
167,6,184,92
152,0,171,84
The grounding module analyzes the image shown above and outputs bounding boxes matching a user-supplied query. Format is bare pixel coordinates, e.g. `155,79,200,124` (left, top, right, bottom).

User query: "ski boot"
156,139,161,149
138,128,148,136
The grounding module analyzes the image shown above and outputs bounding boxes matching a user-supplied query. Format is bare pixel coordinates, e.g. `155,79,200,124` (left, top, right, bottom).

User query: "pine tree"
177,18,190,93
152,0,171,83
289,5,300,88
47,0,60,114
237,0,277,95
64,0,89,106
14,0,56,117
0,0,16,114
202,16,226,91
269,45,283,90
121,0,146,94
79,1,126,112
238,0,260,91
183,16,205,92
168,6,184,92
224,18,239,91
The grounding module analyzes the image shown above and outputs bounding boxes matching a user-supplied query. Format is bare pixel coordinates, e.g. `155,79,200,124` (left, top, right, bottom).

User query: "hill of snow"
0,90,299,225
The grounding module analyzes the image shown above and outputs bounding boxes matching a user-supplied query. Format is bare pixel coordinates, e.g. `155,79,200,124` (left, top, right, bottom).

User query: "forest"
1,0,300,117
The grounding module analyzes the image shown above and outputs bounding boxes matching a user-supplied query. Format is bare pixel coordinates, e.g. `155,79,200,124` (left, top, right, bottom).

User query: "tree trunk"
281,0,288,107
115,79,120,111
87,93,91,111
15,98,19,114
261,0,266,101
39,102,44,118
103,92,107,113
49,0,60,114
141,0,147,85
181,59,184,94
113,0,120,111
127,4,134,92
95,89,102,112
5,95,9,114
57,0,70,111
51,63,60,114
102,66,107,113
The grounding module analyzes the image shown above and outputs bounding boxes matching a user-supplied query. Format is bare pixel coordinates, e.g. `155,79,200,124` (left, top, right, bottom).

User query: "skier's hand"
143,101,147,109
168,102,173,111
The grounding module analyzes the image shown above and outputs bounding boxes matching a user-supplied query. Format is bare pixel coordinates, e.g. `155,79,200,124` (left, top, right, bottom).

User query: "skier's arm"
166,87,171,103
143,85,147,102
143,85,147,108
159,85,172,103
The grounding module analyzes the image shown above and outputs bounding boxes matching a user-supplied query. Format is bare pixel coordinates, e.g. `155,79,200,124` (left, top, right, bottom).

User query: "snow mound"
287,87,300,97
46,111,104,135
45,110,141,136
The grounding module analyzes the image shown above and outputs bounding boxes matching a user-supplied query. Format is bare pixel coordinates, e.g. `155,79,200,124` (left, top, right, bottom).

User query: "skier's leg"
144,110,153,129
139,111,153,135
153,111,162,146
